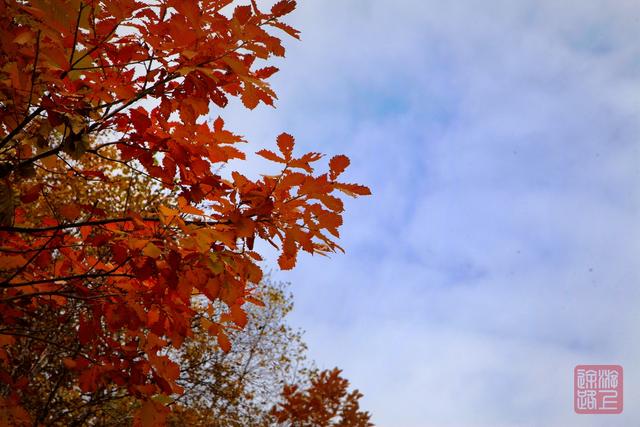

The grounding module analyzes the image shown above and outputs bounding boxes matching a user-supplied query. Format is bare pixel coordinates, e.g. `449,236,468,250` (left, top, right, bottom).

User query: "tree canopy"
0,0,370,424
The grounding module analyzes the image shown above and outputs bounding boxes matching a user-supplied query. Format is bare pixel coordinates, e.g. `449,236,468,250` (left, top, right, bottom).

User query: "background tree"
271,368,373,427
167,280,310,426
11,272,312,425
0,149,170,425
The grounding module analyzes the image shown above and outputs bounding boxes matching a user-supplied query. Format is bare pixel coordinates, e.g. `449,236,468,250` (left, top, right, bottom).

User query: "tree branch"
0,272,134,289
0,106,44,151
0,291,120,304
0,216,223,233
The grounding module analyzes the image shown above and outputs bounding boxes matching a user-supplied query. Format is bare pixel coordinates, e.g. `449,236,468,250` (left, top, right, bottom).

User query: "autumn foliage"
0,0,370,424
272,368,373,427
11,277,370,425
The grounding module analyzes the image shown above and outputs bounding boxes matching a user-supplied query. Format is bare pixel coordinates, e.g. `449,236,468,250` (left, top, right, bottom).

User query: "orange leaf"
278,253,296,270
256,149,286,163
329,155,350,180
134,400,168,427
177,197,204,215
234,216,255,238
62,358,77,369
230,304,248,328
217,329,231,352
13,31,34,45
245,295,265,307
59,204,81,221
278,232,297,270
241,82,260,109
319,194,344,212
335,182,371,197
0,255,26,270
271,0,296,17
268,20,301,39
277,133,295,161
0,335,16,346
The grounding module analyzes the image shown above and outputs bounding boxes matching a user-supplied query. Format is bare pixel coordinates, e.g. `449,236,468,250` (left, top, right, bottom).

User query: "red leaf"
271,0,296,17
130,107,151,133
241,82,260,109
111,243,129,264
78,366,101,392
230,304,248,328
277,133,295,161
278,253,296,270
20,184,42,204
59,204,81,221
329,155,350,180
233,5,252,24
217,329,231,352
255,66,279,79
278,232,297,270
78,316,93,345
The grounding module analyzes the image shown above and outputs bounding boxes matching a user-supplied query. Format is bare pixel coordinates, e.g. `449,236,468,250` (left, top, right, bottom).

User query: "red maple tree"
0,0,370,423
272,368,373,427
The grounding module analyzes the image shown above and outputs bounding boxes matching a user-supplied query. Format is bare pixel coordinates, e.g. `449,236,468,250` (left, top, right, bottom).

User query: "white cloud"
218,1,640,425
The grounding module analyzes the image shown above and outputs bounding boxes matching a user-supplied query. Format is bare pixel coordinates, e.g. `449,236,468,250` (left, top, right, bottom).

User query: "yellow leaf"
127,238,148,250
66,114,86,134
153,394,173,405
158,205,179,225
177,66,196,76
207,254,224,274
195,228,215,251
142,242,162,258
13,31,33,45
221,56,247,75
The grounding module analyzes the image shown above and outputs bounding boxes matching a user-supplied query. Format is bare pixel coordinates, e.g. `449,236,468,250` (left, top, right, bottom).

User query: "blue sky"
218,1,640,425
